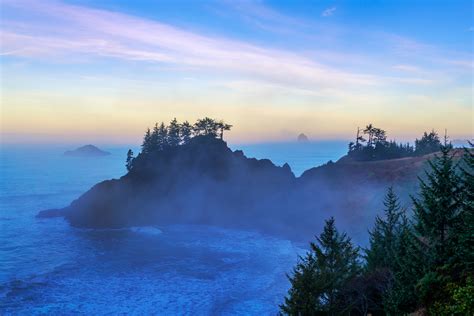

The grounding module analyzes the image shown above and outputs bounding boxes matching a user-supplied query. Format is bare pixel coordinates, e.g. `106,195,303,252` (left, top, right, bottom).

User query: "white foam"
130,226,163,235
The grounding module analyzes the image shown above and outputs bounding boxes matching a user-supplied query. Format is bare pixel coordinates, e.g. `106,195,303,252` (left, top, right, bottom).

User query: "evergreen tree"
414,130,441,156
168,118,181,146
125,149,134,171
412,140,461,269
150,123,160,151
281,217,360,315
141,128,152,154
193,117,219,137
216,120,232,140
157,122,169,150
366,187,403,272
411,138,463,308
453,142,474,275
450,143,474,279
180,121,193,144
385,214,424,314
280,252,320,315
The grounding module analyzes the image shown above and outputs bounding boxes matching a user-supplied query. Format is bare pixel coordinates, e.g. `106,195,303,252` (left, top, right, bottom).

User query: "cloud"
0,0,380,90
322,7,337,17
392,64,421,73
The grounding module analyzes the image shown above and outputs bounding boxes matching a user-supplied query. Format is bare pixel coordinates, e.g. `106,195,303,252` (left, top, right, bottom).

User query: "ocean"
0,141,347,314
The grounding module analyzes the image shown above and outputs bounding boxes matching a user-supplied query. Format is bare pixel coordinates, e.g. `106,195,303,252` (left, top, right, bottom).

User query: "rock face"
297,133,309,142
64,145,110,157
39,136,441,242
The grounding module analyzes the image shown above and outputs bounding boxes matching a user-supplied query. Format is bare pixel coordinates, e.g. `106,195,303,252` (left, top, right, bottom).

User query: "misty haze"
1,1,473,315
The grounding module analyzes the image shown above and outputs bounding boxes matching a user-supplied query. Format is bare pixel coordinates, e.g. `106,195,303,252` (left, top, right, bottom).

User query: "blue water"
0,142,346,314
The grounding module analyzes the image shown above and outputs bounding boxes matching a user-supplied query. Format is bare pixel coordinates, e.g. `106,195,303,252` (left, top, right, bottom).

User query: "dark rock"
64,145,110,157
297,133,309,142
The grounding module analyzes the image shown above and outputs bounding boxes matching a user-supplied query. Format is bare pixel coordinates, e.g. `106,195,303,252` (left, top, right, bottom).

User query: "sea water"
0,141,346,314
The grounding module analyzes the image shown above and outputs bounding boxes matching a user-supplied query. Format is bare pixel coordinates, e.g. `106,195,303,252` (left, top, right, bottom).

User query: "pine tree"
151,123,160,151
385,214,424,314
281,217,360,315
141,128,152,154
180,121,193,144
157,122,168,150
216,120,232,140
168,118,181,147
280,252,320,315
412,140,462,269
366,187,403,272
455,142,474,274
125,149,134,171
193,117,218,137
411,138,463,308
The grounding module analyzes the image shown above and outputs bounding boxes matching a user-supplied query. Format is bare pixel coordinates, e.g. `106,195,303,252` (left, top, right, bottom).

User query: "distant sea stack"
64,145,110,157
297,133,309,142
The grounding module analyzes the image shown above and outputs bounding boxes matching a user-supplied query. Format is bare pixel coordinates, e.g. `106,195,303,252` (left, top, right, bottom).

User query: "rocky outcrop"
64,145,110,157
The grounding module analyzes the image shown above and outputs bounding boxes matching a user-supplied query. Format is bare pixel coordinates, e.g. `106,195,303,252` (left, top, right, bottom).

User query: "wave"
130,226,162,235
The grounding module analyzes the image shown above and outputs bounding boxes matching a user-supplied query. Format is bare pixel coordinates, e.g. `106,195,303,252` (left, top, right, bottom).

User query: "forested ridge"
281,140,473,315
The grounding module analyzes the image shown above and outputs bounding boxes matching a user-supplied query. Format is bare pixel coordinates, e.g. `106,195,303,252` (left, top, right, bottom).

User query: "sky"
0,0,473,144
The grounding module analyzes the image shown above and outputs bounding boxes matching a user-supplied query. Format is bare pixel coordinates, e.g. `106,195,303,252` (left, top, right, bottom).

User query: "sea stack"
64,145,111,157
297,133,309,142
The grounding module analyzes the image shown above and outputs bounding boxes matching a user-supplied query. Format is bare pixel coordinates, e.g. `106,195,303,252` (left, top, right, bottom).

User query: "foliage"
139,117,231,155
348,124,414,161
366,187,404,272
348,125,443,161
280,217,360,315
414,130,441,156
284,136,473,314
125,149,134,171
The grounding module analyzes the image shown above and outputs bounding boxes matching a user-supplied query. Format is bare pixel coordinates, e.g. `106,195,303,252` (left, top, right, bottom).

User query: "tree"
280,252,320,315
193,117,219,137
281,217,360,315
180,121,193,144
168,118,181,147
411,137,464,308
415,130,441,156
216,120,232,140
364,124,374,148
150,123,160,151
456,142,474,274
141,128,152,154
412,139,461,269
157,122,169,150
125,149,134,171
366,187,403,272
384,214,424,314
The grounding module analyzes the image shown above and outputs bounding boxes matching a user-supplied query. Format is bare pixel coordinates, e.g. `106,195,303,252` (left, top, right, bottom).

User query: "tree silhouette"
141,128,152,154
281,217,360,315
180,121,193,144
193,117,219,137
125,149,134,171
217,120,232,140
157,122,169,150
414,130,441,156
168,118,181,146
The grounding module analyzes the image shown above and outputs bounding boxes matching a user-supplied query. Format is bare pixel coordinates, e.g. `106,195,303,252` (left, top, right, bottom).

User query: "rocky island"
64,144,111,157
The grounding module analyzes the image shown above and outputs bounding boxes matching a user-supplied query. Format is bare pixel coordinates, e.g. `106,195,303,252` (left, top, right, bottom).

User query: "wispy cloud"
392,64,421,73
322,7,337,17
0,0,380,90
